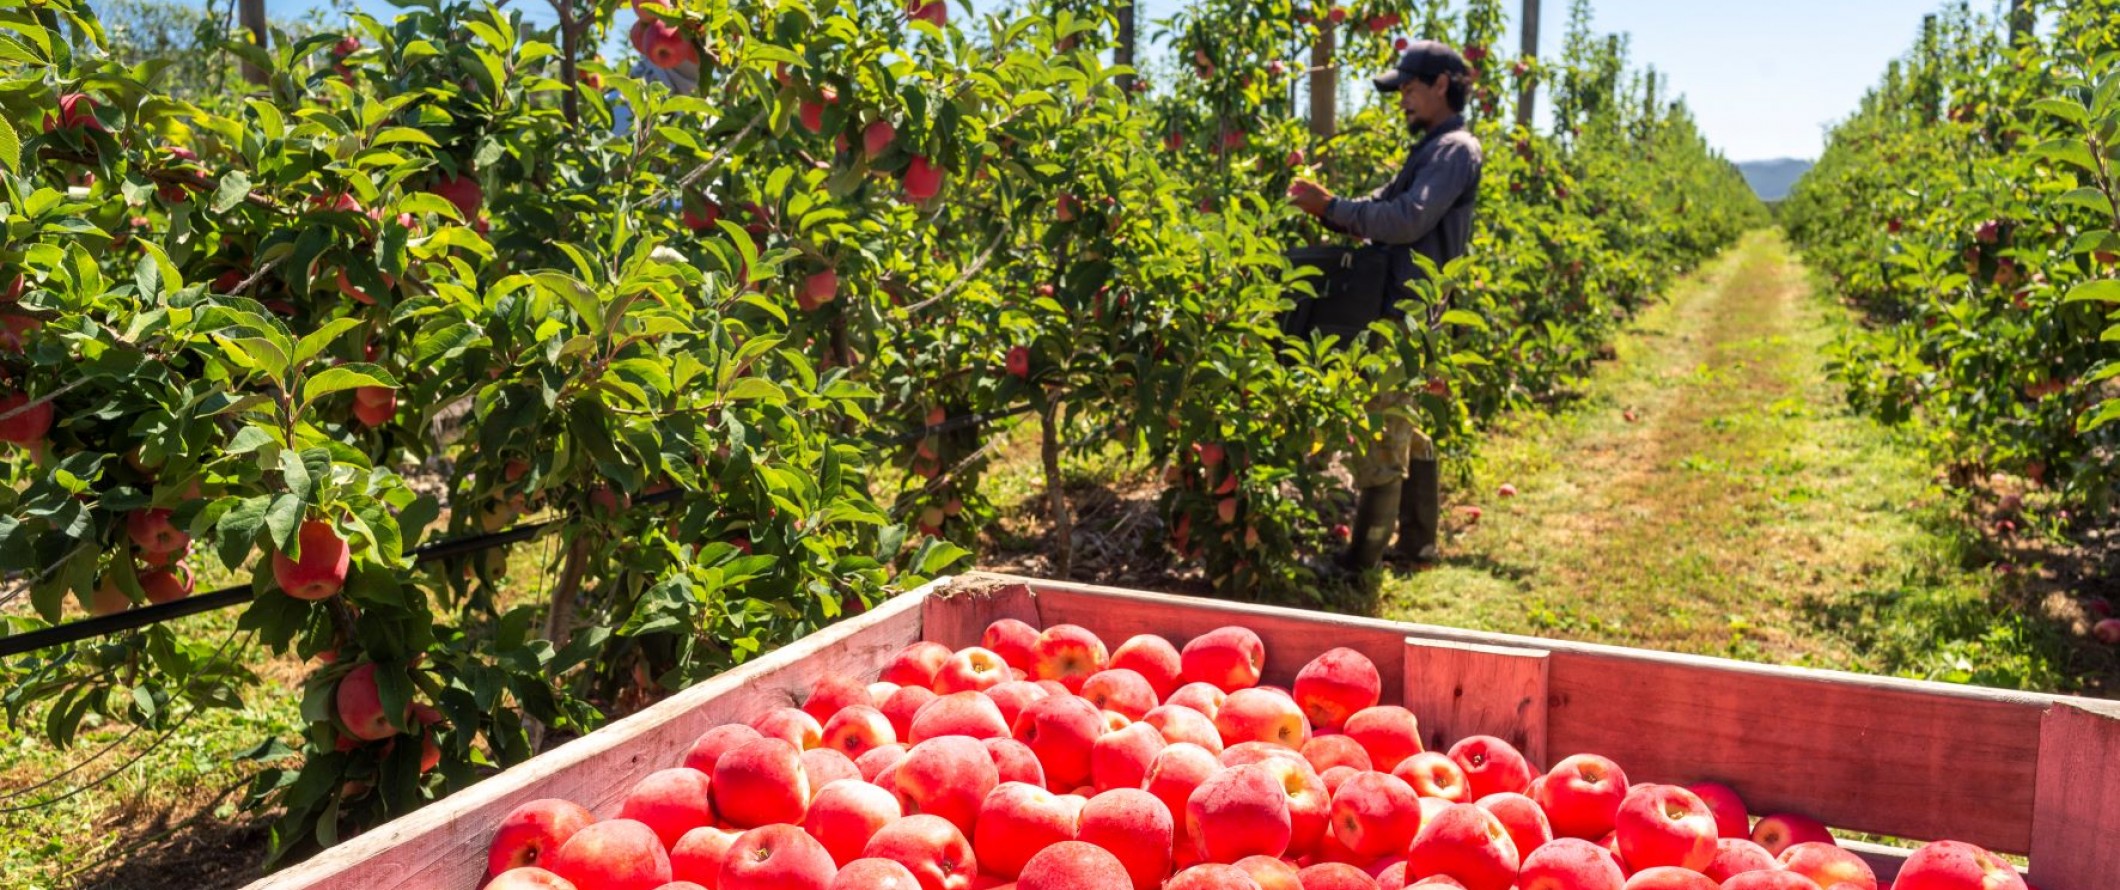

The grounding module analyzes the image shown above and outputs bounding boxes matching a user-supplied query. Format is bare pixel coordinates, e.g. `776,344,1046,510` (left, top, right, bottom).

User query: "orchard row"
0,0,1758,863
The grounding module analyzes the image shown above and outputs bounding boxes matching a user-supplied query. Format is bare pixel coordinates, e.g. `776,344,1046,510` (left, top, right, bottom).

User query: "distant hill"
1737,158,1813,202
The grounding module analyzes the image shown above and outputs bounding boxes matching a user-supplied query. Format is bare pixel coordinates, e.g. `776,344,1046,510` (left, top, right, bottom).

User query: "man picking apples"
1287,40,1484,569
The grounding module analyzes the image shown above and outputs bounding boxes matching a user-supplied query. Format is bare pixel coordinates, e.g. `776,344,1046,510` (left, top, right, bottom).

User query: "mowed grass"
1378,231,2075,690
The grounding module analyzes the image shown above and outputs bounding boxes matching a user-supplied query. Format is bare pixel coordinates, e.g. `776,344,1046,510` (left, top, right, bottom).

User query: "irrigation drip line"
0,398,1045,659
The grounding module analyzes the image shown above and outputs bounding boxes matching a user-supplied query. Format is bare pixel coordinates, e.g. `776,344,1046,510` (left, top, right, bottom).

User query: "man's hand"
1287,178,1334,217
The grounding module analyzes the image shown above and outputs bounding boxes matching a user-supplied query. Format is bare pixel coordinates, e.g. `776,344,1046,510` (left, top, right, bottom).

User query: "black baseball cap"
1373,41,1470,93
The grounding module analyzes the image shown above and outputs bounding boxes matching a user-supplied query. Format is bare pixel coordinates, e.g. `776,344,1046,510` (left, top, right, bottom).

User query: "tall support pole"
1309,27,1337,136
2009,0,2034,46
1515,0,1540,130
1116,3,1137,93
239,0,268,85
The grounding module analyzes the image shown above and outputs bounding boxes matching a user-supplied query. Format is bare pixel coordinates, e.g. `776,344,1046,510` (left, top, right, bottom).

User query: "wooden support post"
1309,27,1337,137
1402,637,1550,764
1515,0,1539,130
2029,699,2120,890
1116,2,1137,93
2009,0,2034,46
239,0,269,85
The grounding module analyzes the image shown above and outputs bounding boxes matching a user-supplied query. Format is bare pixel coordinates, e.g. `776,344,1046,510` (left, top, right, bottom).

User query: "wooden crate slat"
240,588,930,890
2028,699,2120,890
1540,648,2041,853
1401,638,1550,765
920,575,1040,650
996,574,1412,703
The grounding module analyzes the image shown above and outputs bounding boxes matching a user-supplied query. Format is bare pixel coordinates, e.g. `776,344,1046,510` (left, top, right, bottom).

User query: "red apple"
1447,736,1533,800
682,723,763,774
273,519,351,601
1536,754,1629,840
819,705,896,759
128,508,190,555
0,391,53,444
1624,866,1719,889
1331,770,1423,858
336,662,403,741
1474,791,1551,869
1722,873,1830,890
1292,648,1381,731
884,685,940,740
1216,687,1311,750
1091,720,1167,792
1145,705,1224,754
1181,626,1266,692
721,823,835,890
1893,839,2026,890
1234,854,1301,889
1705,837,1779,882
1169,863,1266,889
803,747,862,792
670,826,742,885
909,690,1010,743
1685,782,1750,839
892,736,999,838
1167,682,1228,720
982,736,1045,786
1615,784,1717,872
632,19,698,69
1749,812,1832,857
882,641,953,689
1012,693,1104,791
1186,763,1292,863
1031,625,1109,692
806,778,903,866
1297,862,1377,889
2093,618,2120,644
1081,668,1158,721
547,819,672,890
973,781,1080,879
982,618,1042,671
831,857,923,890
863,119,898,156
141,566,194,605
856,743,907,783
1073,787,1173,890
619,767,716,849
487,798,594,876
1342,706,1424,772
44,93,103,133
713,737,810,827
805,674,873,723
1778,842,1876,890
1405,803,1519,890
351,386,395,425
1144,742,1220,822
905,0,947,27
982,680,1049,728
485,867,577,889
935,647,1012,694
903,156,944,203
1017,840,1130,889
861,813,978,890
1393,751,1469,802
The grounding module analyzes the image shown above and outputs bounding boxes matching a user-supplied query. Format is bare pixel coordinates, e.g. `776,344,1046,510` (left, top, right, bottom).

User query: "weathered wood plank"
1401,638,1550,766
920,574,1040,650
2028,699,2120,890
989,574,1411,703
242,584,932,890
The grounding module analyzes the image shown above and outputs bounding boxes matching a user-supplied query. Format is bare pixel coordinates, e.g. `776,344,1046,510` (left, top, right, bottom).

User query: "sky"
263,0,1974,162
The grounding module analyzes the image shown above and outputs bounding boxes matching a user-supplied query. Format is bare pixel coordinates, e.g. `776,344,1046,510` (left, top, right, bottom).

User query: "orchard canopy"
0,0,1761,861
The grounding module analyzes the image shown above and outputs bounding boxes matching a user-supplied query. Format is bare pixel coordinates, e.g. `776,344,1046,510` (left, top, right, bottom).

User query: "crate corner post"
1400,636,1551,764
2029,698,2120,890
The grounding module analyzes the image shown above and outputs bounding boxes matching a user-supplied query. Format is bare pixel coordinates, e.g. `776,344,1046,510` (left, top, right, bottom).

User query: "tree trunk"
1116,2,1137,94
527,534,593,753
1040,401,1073,578
2009,0,2034,46
239,0,268,85
1309,27,1336,136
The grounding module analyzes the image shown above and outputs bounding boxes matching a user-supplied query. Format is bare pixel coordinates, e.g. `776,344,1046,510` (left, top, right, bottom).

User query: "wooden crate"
245,573,2120,890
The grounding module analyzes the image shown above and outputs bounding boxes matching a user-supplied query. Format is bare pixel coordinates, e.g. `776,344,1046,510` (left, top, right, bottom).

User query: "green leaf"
2056,187,2114,217
2065,280,2120,303
723,377,785,403
280,448,314,505
212,170,253,214
215,496,271,568
293,318,365,367
2032,97,2089,125
1437,309,1489,331
372,126,439,148
0,114,18,174
264,494,305,552
534,272,603,335
301,363,401,404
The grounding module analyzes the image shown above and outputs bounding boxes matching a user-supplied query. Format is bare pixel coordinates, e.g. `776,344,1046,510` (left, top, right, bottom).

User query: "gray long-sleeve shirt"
1322,115,1483,303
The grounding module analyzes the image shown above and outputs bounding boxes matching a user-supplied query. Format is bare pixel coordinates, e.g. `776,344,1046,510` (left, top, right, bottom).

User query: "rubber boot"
1341,479,1402,571
1393,457,1440,562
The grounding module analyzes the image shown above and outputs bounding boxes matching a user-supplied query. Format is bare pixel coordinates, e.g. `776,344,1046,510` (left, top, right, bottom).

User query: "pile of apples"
479,622,2026,890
